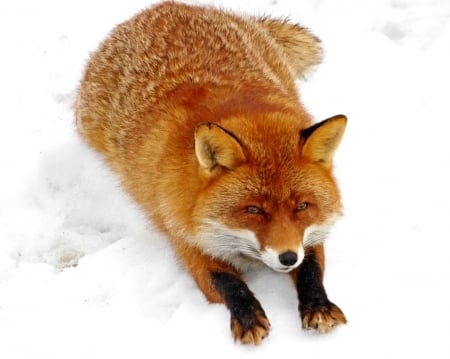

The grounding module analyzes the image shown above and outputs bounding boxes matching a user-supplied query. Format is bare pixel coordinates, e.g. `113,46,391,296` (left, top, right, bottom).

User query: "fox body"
76,1,347,344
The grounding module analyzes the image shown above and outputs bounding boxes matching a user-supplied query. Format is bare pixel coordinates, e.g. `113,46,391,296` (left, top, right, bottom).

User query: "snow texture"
1,0,449,358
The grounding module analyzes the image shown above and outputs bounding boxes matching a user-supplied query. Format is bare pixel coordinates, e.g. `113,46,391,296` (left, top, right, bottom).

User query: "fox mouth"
264,262,301,273
197,220,307,273
237,251,298,273
260,247,304,273
271,266,296,273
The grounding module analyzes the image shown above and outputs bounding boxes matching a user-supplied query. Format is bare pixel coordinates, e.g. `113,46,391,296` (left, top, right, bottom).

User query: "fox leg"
290,244,346,332
175,243,270,344
211,272,270,345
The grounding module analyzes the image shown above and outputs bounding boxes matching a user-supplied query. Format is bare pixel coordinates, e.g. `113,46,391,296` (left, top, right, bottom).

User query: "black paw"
230,305,270,345
212,272,270,345
300,301,347,333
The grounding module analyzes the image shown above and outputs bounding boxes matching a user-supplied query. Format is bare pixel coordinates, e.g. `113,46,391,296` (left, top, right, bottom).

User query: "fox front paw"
211,272,271,345
231,308,271,345
300,301,347,333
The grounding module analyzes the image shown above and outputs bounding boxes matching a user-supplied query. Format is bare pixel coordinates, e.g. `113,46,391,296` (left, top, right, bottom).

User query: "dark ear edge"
194,122,246,171
300,115,346,142
300,114,347,167
198,122,243,147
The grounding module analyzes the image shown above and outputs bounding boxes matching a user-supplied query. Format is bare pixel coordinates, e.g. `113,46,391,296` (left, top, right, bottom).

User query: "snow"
1,0,450,357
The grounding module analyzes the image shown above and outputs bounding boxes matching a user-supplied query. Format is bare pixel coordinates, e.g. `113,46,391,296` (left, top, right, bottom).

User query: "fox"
75,1,347,345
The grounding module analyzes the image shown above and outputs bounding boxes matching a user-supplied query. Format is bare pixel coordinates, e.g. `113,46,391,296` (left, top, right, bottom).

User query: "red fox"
76,1,347,344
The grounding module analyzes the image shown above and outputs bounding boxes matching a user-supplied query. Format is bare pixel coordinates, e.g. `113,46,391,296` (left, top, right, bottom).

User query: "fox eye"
246,205,264,215
296,202,309,212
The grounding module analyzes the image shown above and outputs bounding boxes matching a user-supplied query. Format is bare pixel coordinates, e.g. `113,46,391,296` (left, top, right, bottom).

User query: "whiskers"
196,220,262,270
208,237,261,259
303,228,329,247
303,218,337,248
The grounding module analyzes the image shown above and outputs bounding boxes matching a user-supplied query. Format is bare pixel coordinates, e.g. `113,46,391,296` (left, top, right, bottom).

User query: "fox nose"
278,251,298,267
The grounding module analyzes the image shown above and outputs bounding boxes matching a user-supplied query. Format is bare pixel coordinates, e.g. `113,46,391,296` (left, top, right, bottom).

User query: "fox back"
76,2,347,344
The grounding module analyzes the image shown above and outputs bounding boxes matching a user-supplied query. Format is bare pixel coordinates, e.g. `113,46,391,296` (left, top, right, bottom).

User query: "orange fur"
76,1,346,344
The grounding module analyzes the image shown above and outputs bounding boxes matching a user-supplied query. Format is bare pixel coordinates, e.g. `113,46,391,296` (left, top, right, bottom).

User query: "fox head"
193,114,346,272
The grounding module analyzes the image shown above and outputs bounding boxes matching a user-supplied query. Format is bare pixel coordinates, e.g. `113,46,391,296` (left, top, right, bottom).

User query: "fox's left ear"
300,114,347,168
195,122,245,172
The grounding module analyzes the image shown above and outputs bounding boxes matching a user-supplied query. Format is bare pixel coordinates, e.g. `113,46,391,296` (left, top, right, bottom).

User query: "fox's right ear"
300,114,347,168
195,122,245,172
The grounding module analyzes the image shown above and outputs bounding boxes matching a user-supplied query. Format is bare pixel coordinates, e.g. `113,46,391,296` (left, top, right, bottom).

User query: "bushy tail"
258,17,323,78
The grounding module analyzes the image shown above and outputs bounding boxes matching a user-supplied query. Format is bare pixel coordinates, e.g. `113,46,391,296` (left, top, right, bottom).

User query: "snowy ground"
1,0,450,358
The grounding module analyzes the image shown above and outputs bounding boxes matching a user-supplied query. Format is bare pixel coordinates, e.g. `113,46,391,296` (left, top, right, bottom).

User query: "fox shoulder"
257,17,323,78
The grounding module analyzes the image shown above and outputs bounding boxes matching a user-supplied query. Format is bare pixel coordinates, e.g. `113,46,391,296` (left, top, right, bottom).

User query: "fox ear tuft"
195,123,245,171
300,114,347,168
